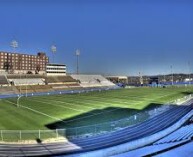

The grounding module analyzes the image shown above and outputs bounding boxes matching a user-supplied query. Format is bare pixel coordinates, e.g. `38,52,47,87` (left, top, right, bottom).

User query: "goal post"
17,95,23,107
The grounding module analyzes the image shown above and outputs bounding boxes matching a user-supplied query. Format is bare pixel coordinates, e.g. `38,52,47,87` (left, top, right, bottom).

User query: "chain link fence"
0,129,66,142
0,113,145,142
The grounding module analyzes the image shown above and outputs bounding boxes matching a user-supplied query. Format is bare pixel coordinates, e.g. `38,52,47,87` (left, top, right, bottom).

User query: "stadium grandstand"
45,75,77,84
1,1,193,156
71,74,115,87
127,74,193,86
0,74,116,94
0,51,193,157
106,76,128,87
114,122,193,157
0,86,16,95
7,74,44,86
154,124,193,145
0,74,9,86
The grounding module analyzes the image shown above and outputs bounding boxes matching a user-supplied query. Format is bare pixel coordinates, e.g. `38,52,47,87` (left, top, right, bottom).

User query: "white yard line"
3,99,17,106
29,99,84,112
31,95,138,108
84,98,137,106
30,96,112,108
20,105,65,122
26,99,128,124
78,95,141,104
3,99,120,124
82,95,142,104
29,92,159,106
51,99,105,108
3,92,179,126
75,97,128,105
61,108,122,123
4,99,65,122
68,96,139,104
57,98,111,107
23,102,123,124
30,97,97,110
79,92,176,103
81,93,177,108
48,100,96,110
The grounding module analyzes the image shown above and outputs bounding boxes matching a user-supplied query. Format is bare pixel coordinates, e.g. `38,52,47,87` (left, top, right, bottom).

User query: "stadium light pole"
188,62,191,85
170,65,173,85
163,73,166,83
139,72,143,86
20,71,21,96
51,45,57,63
76,49,80,74
25,74,27,97
10,40,18,74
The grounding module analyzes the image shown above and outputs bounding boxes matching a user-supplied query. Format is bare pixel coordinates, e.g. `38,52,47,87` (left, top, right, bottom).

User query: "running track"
0,100,192,156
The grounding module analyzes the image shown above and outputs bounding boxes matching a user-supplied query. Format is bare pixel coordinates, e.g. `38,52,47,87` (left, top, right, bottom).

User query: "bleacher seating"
71,74,115,87
112,140,188,157
7,74,45,86
10,78,45,86
51,84,68,89
16,86,34,94
31,85,54,93
7,74,43,79
0,74,115,94
46,76,77,84
153,141,193,157
0,75,9,85
0,86,17,95
66,83,81,87
154,124,193,145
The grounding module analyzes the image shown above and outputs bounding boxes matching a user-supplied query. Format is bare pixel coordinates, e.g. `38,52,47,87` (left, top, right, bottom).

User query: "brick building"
0,51,49,74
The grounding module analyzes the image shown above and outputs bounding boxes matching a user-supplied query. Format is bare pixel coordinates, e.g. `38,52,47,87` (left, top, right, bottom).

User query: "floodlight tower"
188,61,191,85
170,65,174,85
76,49,80,74
163,73,166,83
25,74,27,97
51,45,57,63
139,72,143,86
10,40,18,74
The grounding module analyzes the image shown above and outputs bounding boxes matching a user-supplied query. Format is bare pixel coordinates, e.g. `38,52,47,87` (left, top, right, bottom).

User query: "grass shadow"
45,103,173,139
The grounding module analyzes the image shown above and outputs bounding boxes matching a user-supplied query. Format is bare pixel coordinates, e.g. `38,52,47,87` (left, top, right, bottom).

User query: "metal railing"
0,129,66,142
0,86,120,99
0,114,143,142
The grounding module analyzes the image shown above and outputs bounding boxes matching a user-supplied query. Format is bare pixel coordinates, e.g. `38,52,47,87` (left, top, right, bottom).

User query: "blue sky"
0,0,192,76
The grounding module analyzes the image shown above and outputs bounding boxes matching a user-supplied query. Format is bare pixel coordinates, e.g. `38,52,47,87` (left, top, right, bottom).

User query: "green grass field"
1,86,193,132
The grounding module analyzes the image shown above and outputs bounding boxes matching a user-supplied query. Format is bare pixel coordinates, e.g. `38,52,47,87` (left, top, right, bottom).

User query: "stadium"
0,0,193,157
0,49,193,156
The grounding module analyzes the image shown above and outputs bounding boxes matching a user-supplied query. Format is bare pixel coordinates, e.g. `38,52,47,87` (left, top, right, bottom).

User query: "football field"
0,86,193,131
